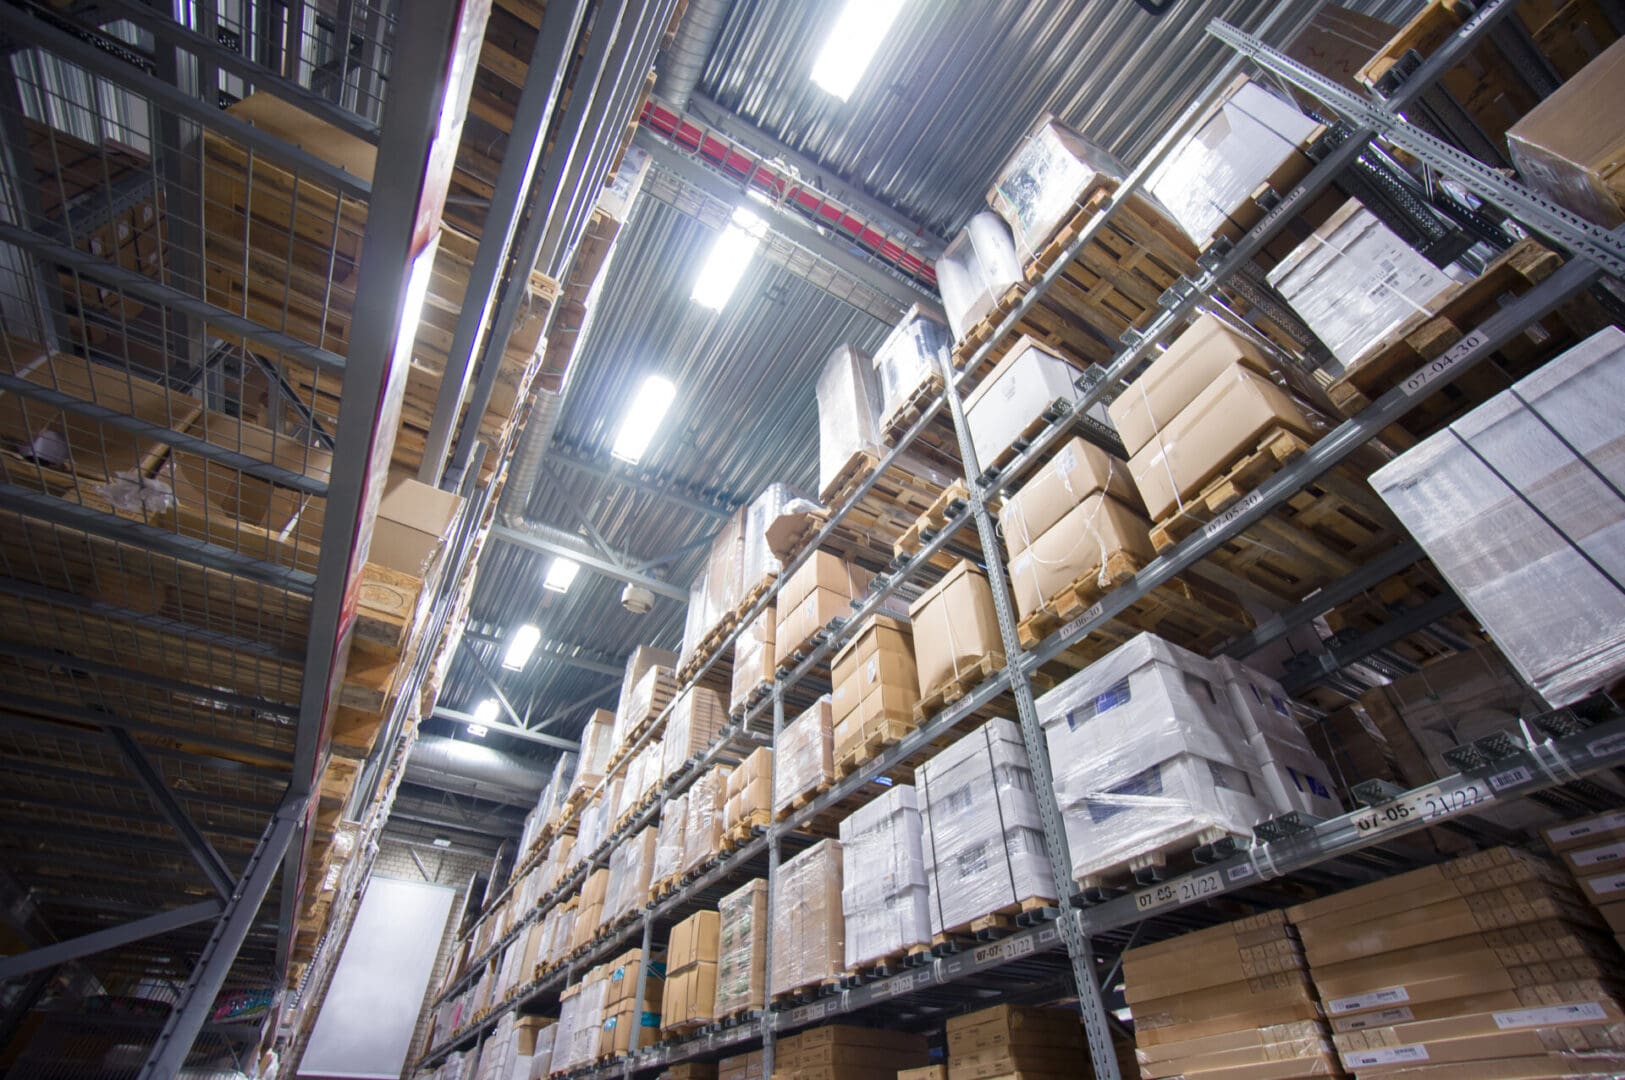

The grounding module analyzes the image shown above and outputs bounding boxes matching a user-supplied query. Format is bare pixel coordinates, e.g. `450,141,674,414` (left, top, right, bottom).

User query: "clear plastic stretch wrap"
1370,327,1625,706
614,662,675,751
705,505,747,630
574,709,615,790
742,483,805,594
1036,634,1270,884
816,344,883,499
730,605,775,715
545,900,577,969
1266,199,1471,378
575,795,604,855
987,116,1127,261
716,878,768,1017
769,839,844,994
546,753,576,814
773,697,834,816
1507,37,1625,229
663,685,727,781
614,751,642,822
873,305,952,424
839,786,930,969
938,211,1023,342
1147,79,1320,247
682,763,733,876
917,719,1057,935
652,792,687,885
528,1023,555,1080
679,572,713,672
724,746,772,835
600,826,657,928
962,335,1109,471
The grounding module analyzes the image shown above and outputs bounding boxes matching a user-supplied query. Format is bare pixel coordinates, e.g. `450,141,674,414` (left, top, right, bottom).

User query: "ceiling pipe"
404,735,549,806
652,0,730,112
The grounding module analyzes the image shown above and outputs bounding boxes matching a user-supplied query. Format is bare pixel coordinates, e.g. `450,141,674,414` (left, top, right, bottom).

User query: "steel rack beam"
1219,540,1425,658
276,0,489,988
0,755,272,815
0,695,294,766
0,4,370,203
0,899,226,981
0,483,317,593
108,727,237,900
417,0,589,486
1208,18,1625,278
1024,255,1602,675
0,223,349,378
0,639,298,719
1281,591,1468,695
96,0,382,143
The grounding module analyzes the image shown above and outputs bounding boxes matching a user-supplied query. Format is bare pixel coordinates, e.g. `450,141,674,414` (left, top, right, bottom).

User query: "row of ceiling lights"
462,1,904,741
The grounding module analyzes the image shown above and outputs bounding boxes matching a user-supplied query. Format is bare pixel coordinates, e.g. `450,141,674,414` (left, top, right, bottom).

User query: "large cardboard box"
723,747,773,834
667,910,720,970
830,615,917,723
773,698,833,818
1285,4,1399,93
962,337,1095,470
659,960,718,1031
1126,362,1316,522
371,468,462,578
177,411,336,536
999,436,1142,558
730,605,775,715
1106,314,1273,458
718,1050,763,1080
716,879,768,1017
768,839,844,994
1006,492,1156,621
908,561,1002,699
1508,36,1625,228
946,1004,1084,1080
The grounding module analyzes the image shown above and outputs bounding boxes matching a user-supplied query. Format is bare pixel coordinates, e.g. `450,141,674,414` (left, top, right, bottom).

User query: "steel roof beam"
461,627,625,677
546,441,740,519
0,695,294,766
0,639,298,719
0,899,224,981
431,707,578,751
0,756,276,815
491,522,688,601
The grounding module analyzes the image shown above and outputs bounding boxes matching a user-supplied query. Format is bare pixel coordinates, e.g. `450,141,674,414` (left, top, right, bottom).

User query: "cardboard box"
963,336,1094,469
831,615,919,746
718,1050,763,1080
1007,492,1156,620
908,561,1002,699
666,1065,718,1080
1508,37,1625,228
605,948,664,1011
773,698,833,817
658,961,718,1030
779,549,870,612
177,410,336,535
731,605,776,714
1107,314,1273,458
987,116,1126,259
1285,4,1399,94
947,1004,1083,1080
516,1016,554,1057
778,585,858,660
999,436,1141,558
717,879,768,1017
897,1068,946,1080
1545,810,1625,853
768,840,844,994
1127,362,1316,522
371,468,462,578
724,748,773,833
667,910,720,971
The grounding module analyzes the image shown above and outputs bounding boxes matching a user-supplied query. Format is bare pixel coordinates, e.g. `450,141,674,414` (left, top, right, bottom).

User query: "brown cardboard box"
768,840,844,994
516,1016,553,1056
371,468,463,578
779,549,870,613
1508,37,1625,228
1285,4,1399,94
666,1065,718,1080
1107,314,1273,457
778,585,860,660
731,606,776,714
718,1050,763,1080
668,910,720,971
1132,975,1322,1035
998,437,1142,558
1135,1019,1326,1065
1126,363,1316,522
897,1069,946,1080
659,961,718,1030
947,1004,1083,1080
1546,810,1625,853
724,748,773,833
717,879,768,1016
1007,493,1155,621
605,948,663,1011
773,698,833,817
176,411,335,535
908,561,1002,697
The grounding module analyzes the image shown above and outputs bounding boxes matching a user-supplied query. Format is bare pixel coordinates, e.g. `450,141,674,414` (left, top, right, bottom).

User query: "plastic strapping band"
1248,838,1280,883
982,723,1021,907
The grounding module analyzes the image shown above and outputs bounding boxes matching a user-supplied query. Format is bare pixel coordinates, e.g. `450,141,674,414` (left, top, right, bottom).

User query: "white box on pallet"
962,337,1107,471
1214,655,1306,747
839,785,931,969
1370,327,1625,706
1250,732,1342,821
917,719,1056,935
938,211,1023,342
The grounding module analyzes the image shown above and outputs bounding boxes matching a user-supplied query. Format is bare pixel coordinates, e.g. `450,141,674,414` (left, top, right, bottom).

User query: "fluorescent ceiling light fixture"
610,375,678,464
810,0,905,101
466,724,488,738
543,556,582,593
690,207,766,311
468,698,498,737
502,623,542,670
432,836,452,848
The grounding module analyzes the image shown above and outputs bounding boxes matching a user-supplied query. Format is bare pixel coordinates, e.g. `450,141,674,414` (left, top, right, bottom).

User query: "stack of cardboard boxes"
1106,313,1316,526
1291,847,1625,1075
999,433,1151,623
839,786,931,972
908,561,1003,702
664,686,729,781
769,839,844,997
831,614,920,772
732,606,776,714
1124,911,1335,1079
776,551,872,661
682,763,733,876
718,1049,764,1080
599,826,656,930
569,869,609,952
716,879,769,1018
723,747,773,838
917,719,1056,937
1548,810,1625,950
771,1025,929,1080
946,1005,1083,1080
653,793,687,888
552,963,609,1073
661,910,720,1034
599,948,662,1059
612,646,679,750
774,698,833,820
573,709,616,794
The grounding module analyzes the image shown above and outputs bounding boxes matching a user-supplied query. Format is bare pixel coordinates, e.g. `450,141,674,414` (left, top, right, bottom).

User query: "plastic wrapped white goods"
938,211,1023,343
816,344,883,499
679,572,712,670
916,718,1056,935
987,116,1128,260
652,792,687,884
839,785,930,968
873,305,953,425
1146,79,1320,246
705,505,748,627
742,483,805,593
1369,326,1625,707
683,764,731,874
1266,200,1472,377
773,697,834,815
527,1023,555,1080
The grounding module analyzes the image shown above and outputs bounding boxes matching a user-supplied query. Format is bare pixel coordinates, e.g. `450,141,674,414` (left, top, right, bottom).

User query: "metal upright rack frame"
418,2,1625,1075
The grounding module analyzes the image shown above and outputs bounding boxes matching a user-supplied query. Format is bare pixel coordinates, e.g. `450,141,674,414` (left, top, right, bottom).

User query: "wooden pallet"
1074,827,1252,894
878,370,945,447
911,653,1007,723
778,454,961,575
722,808,771,850
1147,427,1399,606
951,279,1114,384
772,781,831,822
834,715,917,780
891,479,1000,561
770,977,843,1007
1323,561,1487,667
819,447,883,508
1323,241,1566,421
932,897,1054,950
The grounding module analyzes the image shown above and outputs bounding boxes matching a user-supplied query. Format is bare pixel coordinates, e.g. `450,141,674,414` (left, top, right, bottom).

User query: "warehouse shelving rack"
418,2,1625,1076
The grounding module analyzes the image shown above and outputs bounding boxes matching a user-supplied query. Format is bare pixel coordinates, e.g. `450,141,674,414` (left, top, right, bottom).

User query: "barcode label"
1494,1002,1606,1029
1329,986,1410,1015
1487,764,1532,791
1343,1045,1429,1067
1336,1006,1414,1031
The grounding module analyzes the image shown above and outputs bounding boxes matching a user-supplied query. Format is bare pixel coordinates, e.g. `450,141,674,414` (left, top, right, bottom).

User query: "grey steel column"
758,682,785,1076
